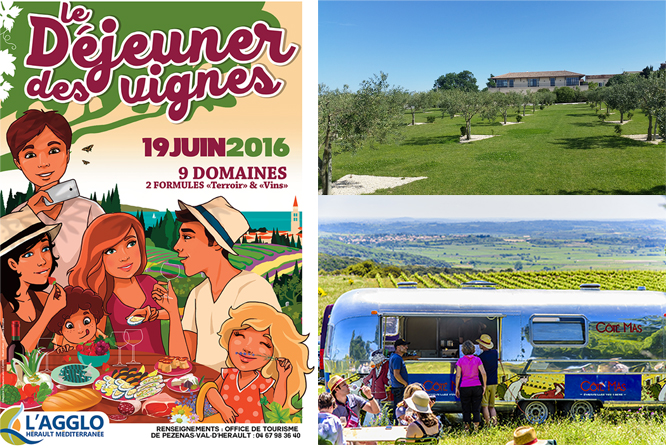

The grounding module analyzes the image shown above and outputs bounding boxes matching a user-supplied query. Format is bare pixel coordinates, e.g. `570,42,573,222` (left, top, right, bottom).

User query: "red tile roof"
493,71,585,79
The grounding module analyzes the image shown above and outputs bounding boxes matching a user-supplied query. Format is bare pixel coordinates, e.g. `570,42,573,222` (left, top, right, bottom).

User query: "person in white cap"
1,208,67,360
152,196,280,371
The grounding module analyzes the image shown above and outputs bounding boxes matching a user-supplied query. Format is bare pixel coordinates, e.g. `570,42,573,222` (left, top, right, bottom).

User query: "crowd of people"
319,334,523,444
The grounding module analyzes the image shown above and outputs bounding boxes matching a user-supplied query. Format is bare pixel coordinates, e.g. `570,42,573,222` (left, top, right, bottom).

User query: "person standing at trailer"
455,340,487,432
478,334,501,426
389,338,414,424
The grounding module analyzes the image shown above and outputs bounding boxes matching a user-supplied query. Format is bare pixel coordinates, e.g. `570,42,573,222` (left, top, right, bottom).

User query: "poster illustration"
0,1,308,444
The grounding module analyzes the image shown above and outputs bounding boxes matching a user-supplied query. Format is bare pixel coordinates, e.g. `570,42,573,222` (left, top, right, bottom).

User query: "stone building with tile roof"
488,70,586,93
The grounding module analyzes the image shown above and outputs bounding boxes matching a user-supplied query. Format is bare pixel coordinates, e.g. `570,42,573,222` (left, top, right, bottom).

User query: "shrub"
554,86,576,103
539,105,545,110
426,115,436,123
614,124,622,136
460,125,467,137
598,113,608,123
627,111,634,120
516,115,522,123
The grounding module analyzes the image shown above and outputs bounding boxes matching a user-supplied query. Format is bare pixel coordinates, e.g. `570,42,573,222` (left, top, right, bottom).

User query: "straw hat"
405,390,432,413
506,426,548,445
178,196,249,255
327,375,347,393
0,208,61,257
477,334,494,350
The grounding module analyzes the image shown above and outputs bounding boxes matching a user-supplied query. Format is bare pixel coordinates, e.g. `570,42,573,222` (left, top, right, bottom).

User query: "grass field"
325,103,665,195
393,409,666,445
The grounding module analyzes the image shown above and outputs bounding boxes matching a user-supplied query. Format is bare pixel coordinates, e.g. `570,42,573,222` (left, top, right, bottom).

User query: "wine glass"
113,331,127,367
123,329,143,365
160,261,182,283
38,341,54,373
160,261,182,313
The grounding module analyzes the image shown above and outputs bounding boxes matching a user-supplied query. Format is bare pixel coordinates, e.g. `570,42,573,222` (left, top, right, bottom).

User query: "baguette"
42,389,102,412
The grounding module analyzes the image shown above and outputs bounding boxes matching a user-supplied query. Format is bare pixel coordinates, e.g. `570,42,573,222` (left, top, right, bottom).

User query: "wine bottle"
7,321,25,362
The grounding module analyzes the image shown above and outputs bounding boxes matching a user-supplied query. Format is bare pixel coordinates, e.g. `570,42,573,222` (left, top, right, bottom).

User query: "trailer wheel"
565,401,595,420
519,401,554,424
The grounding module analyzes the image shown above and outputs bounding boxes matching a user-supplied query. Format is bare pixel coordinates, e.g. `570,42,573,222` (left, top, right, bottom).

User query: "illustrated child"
47,286,106,353
195,302,312,424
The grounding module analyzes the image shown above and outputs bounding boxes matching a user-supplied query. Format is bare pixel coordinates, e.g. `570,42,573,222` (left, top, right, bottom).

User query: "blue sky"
318,196,666,221
319,1,666,92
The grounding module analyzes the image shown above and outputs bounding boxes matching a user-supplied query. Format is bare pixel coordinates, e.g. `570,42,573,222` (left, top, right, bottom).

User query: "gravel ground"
319,174,428,195
459,135,496,143
622,134,664,145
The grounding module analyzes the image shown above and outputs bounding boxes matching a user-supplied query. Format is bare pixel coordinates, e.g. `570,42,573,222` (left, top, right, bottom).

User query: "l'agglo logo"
0,405,108,445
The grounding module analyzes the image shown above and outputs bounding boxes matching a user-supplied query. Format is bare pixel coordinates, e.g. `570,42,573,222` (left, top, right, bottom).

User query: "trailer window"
531,316,587,345
326,316,380,363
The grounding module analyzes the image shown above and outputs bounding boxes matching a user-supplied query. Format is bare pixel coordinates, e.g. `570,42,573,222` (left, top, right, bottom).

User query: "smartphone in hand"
44,179,79,205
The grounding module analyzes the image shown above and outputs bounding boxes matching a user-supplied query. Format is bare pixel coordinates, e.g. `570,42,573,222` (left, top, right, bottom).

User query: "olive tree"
318,73,406,195
605,82,640,123
441,90,490,140
638,73,666,141
406,91,433,125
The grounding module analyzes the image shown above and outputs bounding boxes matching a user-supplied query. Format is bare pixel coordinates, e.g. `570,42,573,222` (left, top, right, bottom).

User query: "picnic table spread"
24,349,218,423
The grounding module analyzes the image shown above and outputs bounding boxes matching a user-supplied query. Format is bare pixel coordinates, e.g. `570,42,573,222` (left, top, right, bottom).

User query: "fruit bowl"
77,351,110,367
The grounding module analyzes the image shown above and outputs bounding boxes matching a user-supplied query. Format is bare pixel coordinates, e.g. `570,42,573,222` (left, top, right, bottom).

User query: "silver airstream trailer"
321,284,666,423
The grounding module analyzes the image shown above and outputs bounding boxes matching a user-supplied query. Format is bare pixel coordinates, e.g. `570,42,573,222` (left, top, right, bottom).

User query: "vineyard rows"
371,270,665,292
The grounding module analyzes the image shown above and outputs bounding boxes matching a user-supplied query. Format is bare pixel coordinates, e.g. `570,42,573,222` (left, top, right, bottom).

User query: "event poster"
0,1,310,445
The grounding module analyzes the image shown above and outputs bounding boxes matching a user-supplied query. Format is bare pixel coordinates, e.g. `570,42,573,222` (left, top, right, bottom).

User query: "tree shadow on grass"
553,135,650,150
566,113,598,117
570,122,600,128
402,135,461,146
534,185,666,195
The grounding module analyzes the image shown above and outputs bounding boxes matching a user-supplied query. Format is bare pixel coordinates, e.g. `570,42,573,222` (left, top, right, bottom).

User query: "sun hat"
477,334,494,350
0,208,61,257
405,390,432,413
178,196,249,255
506,426,548,445
327,375,347,393
394,338,410,348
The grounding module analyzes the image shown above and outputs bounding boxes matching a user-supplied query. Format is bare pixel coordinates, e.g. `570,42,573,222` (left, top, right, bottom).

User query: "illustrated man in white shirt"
153,196,280,371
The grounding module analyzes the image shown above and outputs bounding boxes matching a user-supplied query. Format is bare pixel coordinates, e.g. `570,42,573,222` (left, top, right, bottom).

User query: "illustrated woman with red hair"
68,213,167,354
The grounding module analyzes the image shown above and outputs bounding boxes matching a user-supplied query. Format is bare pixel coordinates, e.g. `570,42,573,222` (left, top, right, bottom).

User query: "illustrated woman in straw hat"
0,209,67,359
404,390,441,440
7,110,104,286
152,196,280,371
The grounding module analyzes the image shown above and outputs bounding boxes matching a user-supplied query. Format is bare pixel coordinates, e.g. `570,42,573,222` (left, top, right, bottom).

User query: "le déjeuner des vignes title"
23,2,299,124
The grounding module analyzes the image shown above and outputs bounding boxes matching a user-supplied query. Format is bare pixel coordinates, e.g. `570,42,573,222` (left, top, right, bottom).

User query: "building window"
598,82,603,87
566,77,579,86
528,79,539,87
550,78,556,87
509,80,514,88
530,315,587,345
496,79,508,88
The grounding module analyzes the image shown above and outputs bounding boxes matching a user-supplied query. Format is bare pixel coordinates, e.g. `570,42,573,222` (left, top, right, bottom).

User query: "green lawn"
325,104,665,195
